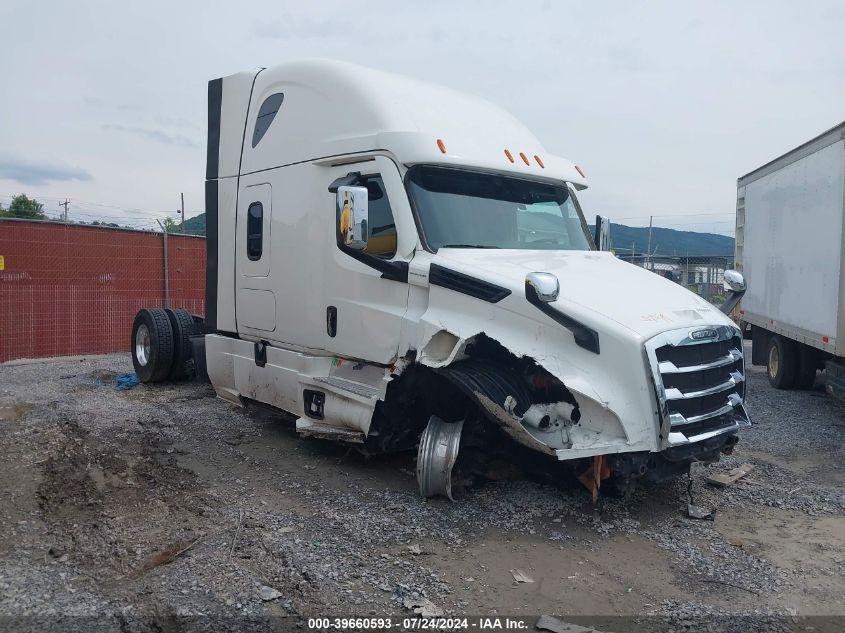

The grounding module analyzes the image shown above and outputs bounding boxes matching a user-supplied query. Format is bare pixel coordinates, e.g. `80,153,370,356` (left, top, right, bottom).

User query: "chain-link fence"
619,254,734,305
0,219,205,362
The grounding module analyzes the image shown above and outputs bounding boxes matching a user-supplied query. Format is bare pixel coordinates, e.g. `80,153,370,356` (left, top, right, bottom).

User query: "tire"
767,335,797,389
795,345,818,390
131,308,175,383
165,308,199,381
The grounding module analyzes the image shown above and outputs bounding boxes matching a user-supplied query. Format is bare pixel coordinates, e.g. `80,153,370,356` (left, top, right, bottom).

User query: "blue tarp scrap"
115,373,140,390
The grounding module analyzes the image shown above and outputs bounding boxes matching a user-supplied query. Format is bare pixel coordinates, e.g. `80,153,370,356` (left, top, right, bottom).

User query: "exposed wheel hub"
135,323,151,367
768,344,779,379
416,415,463,500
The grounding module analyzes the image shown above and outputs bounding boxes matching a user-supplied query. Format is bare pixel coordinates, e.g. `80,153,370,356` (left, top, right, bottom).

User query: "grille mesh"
656,333,744,435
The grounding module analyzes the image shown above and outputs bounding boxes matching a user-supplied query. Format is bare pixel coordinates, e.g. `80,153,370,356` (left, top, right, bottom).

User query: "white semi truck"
131,60,750,497
736,121,845,400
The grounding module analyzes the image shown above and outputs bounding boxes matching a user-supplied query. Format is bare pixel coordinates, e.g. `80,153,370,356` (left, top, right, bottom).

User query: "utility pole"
180,192,185,230
156,219,170,308
59,198,70,222
646,215,653,271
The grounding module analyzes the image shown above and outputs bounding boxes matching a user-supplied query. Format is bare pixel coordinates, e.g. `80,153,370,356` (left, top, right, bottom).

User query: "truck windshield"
406,166,593,251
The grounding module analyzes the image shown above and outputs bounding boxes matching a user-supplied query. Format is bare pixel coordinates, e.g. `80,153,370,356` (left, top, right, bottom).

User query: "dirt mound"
37,415,212,579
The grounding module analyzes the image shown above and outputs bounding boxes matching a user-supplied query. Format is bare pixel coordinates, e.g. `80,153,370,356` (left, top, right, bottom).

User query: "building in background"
617,254,733,305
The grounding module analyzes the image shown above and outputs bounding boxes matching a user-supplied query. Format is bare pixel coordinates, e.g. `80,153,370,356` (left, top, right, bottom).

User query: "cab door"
323,156,412,363
235,182,276,334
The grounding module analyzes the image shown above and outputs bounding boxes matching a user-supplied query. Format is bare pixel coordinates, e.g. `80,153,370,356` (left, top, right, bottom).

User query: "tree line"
0,194,45,219
0,193,185,233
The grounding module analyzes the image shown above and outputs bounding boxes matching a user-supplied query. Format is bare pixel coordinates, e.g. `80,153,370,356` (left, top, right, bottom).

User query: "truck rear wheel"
767,335,797,389
165,308,199,381
795,345,819,390
131,308,174,383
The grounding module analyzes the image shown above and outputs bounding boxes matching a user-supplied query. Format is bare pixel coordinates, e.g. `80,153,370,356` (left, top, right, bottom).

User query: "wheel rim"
768,344,779,379
135,323,151,366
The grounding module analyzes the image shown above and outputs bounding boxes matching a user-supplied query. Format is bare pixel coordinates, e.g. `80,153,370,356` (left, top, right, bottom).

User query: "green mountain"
180,213,734,256
182,213,206,236
591,223,734,257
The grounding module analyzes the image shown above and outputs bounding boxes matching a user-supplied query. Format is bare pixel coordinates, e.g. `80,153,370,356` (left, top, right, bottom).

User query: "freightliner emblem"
691,328,718,341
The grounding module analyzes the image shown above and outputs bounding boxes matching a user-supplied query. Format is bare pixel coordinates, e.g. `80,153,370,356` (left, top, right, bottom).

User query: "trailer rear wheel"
165,308,199,381
131,308,174,383
767,335,797,389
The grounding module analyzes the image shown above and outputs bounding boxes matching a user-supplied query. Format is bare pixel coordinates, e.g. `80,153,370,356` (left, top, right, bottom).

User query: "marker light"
534,155,545,168
575,165,586,178
436,139,447,153
504,149,514,163
519,152,530,166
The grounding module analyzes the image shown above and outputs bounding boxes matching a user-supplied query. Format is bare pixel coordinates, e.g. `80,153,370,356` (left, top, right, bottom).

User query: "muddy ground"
1,344,844,632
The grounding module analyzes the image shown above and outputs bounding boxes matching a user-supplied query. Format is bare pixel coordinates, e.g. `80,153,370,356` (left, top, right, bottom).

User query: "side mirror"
594,215,611,251
337,185,369,250
723,269,746,292
720,269,746,315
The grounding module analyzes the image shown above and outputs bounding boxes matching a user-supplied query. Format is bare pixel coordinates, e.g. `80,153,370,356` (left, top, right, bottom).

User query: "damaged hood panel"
413,249,742,459
433,249,734,340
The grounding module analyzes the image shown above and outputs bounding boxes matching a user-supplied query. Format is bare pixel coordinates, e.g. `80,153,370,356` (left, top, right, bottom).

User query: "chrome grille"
653,326,746,438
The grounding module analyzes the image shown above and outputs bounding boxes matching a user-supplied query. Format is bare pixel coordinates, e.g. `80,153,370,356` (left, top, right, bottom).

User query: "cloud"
103,124,201,148
249,13,347,39
0,158,92,186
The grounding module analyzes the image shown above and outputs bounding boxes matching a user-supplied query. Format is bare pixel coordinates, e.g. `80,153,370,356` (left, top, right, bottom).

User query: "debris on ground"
258,585,283,601
0,403,33,421
511,568,534,583
408,543,421,555
114,372,140,390
687,504,714,520
707,463,754,487
535,614,609,633
402,596,443,617
131,536,201,578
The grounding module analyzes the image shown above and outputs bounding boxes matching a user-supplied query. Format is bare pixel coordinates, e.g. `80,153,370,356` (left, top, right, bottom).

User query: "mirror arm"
328,171,363,193
720,289,745,316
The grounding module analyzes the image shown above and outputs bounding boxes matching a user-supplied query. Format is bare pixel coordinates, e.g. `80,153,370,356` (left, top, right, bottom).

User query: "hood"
432,249,734,341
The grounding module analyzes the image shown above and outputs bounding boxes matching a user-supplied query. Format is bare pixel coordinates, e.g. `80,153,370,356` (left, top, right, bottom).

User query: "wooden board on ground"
707,463,754,487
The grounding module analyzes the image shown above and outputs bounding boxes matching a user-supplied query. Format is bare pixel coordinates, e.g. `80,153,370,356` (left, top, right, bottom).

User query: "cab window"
362,175,397,259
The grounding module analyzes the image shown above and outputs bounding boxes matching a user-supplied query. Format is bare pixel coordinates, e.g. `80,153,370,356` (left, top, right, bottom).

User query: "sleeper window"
252,93,284,148
247,202,263,260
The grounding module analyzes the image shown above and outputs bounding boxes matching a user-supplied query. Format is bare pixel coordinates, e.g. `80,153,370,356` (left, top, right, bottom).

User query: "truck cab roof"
209,59,587,188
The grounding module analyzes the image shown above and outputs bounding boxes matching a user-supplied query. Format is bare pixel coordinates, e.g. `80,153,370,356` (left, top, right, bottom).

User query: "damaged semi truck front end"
406,249,750,497
136,59,750,500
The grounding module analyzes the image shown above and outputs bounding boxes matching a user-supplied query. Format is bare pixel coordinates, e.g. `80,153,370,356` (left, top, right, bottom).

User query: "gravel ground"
1,343,844,633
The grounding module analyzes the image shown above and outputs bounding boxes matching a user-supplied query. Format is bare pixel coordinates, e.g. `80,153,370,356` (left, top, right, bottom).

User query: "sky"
1,0,843,235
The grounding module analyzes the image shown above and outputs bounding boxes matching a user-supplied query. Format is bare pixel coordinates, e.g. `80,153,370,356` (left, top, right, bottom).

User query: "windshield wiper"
439,244,500,249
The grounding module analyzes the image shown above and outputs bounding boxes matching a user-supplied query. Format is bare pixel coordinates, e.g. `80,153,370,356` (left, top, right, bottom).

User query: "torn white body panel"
408,249,743,459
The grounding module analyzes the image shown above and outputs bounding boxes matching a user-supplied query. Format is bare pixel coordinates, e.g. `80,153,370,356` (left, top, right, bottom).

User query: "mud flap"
416,415,464,500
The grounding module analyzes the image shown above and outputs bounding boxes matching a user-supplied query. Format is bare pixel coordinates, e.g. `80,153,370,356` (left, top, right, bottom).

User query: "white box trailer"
736,121,845,399
132,60,752,498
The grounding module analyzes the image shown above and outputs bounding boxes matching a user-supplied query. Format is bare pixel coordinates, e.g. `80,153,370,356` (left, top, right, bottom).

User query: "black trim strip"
337,243,409,282
206,78,222,180
429,264,511,303
204,179,219,329
327,172,363,193
525,283,600,354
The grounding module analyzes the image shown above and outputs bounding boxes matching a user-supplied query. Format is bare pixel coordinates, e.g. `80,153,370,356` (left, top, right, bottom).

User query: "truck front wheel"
767,335,797,389
131,308,175,383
